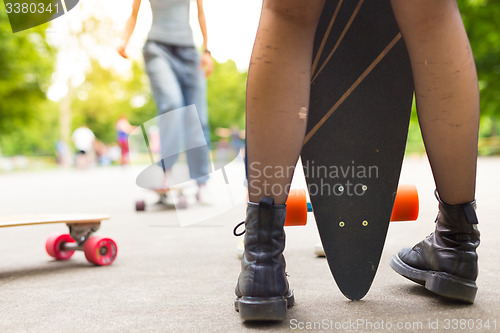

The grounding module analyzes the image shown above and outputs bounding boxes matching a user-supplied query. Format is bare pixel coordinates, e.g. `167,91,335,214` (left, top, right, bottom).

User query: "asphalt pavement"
0,156,499,332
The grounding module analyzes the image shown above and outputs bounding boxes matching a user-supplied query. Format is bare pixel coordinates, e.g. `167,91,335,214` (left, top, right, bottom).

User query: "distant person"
147,125,161,155
55,140,70,166
230,126,244,158
118,0,214,202
72,125,96,169
116,115,134,165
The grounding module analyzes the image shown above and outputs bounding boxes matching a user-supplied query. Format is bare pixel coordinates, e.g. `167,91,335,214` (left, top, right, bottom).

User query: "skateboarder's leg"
143,42,185,183
390,0,479,205
180,47,211,200
235,0,325,321
390,0,480,303
246,0,325,205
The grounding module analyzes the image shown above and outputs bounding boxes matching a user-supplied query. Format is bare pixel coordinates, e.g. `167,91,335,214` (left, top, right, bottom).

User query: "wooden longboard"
0,214,109,228
0,214,117,266
302,0,414,300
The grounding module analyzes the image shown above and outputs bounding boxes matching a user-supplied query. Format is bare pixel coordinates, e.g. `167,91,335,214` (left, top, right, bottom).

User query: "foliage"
206,60,247,141
459,0,500,149
69,57,246,145
0,10,57,155
71,59,156,144
1,1,500,156
461,0,500,120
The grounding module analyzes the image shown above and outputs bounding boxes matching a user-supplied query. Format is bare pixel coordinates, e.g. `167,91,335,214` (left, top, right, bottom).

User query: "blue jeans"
143,41,210,185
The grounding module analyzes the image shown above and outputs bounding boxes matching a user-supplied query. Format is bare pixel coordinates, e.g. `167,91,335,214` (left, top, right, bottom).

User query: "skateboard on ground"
135,186,189,211
300,0,415,300
236,187,418,259
0,214,118,266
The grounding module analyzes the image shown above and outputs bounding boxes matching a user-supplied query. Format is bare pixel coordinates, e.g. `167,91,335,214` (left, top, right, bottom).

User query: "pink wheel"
135,200,146,211
45,234,76,260
177,195,188,209
83,236,118,266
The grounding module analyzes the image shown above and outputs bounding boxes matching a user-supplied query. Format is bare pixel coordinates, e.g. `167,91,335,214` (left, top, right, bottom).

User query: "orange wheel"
391,184,419,222
285,189,308,226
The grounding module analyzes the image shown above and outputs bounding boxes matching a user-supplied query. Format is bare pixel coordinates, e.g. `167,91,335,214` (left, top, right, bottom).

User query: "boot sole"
390,254,477,304
234,290,294,321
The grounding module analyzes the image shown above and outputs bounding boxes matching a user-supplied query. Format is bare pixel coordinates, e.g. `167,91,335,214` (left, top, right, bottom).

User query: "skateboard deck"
135,186,189,211
0,214,117,266
301,0,414,300
135,164,191,211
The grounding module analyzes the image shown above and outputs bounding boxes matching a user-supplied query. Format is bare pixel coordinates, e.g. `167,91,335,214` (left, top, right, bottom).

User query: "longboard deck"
302,0,414,300
0,215,110,228
0,214,117,266
152,186,186,195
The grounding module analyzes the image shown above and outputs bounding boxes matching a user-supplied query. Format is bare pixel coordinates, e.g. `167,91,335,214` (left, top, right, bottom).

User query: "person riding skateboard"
235,0,480,321
118,0,214,201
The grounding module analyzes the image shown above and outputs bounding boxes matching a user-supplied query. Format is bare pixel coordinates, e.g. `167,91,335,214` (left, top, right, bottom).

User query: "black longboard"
301,0,414,300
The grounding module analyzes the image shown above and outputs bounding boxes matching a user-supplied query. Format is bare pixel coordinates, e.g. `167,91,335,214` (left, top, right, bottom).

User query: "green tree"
460,0,500,141
0,10,57,155
206,60,247,142
70,59,156,144
71,58,248,146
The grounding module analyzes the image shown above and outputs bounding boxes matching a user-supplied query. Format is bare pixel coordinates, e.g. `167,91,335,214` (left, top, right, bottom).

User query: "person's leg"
391,0,480,205
143,42,184,173
119,139,129,165
390,0,480,303
235,0,325,321
246,0,326,205
178,47,211,188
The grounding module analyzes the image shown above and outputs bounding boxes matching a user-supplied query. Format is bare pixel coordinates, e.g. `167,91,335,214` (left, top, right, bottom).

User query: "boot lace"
233,221,245,237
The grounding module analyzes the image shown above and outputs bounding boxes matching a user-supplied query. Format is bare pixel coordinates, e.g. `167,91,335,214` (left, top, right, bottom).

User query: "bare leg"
391,0,480,205
246,0,325,204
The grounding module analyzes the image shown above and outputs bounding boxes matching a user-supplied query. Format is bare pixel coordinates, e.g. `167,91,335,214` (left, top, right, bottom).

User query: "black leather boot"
234,197,294,321
390,191,480,303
